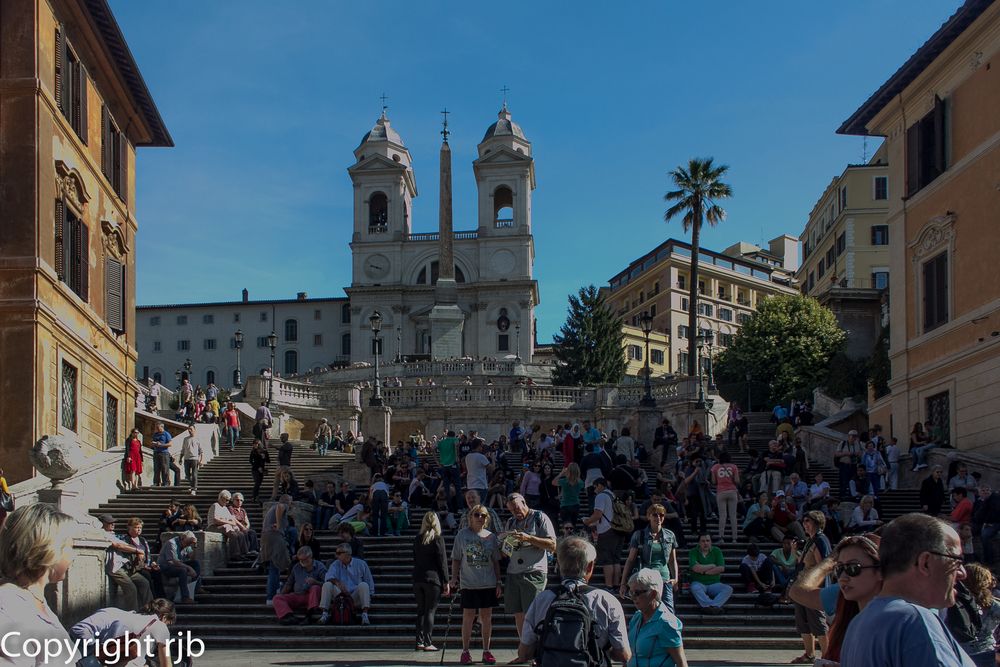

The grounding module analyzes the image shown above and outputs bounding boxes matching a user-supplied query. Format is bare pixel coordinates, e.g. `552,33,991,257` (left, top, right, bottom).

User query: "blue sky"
114,0,955,341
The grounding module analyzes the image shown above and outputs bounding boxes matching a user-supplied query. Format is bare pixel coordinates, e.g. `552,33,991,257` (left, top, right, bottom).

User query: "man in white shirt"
180,426,203,496
463,440,493,500
583,478,622,593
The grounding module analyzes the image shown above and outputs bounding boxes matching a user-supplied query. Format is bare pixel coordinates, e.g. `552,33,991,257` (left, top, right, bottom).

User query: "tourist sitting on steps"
319,543,374,625
274,546,326,625
157,531,202,604
100,513,153,612
687,533,733,613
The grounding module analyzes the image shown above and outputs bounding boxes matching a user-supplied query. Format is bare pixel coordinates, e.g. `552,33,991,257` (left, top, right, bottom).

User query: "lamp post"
369,311,384,406
266,331,277,405
695,333,706,410
183,358,192,382
395,325,402,364
704,329,716,392
745,371,752,412
514,321,521,362
639,312,655,407
234,329,244,388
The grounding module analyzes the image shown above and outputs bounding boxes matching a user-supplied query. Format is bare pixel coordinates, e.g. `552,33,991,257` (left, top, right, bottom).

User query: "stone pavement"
197,648,802,666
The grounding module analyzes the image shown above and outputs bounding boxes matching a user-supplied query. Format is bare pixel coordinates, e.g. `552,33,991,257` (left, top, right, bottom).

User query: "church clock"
364,254,390,280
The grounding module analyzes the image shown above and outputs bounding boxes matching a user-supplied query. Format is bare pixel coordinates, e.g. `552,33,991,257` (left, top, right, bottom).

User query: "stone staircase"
89,414,921,651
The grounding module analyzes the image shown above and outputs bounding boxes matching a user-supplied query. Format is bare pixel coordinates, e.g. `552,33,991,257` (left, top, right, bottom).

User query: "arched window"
341,333,351,356
284,350,298,375
341,303,351,324
369,192,388,230
418,260,466,285
284,318,298,342
206,370,215,385
493,186,514,228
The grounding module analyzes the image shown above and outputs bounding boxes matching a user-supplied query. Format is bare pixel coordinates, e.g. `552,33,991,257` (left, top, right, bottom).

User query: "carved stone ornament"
55,160,91,212
909,213,957,263
30,434,85,488
970,51,984,71
101,219,129,258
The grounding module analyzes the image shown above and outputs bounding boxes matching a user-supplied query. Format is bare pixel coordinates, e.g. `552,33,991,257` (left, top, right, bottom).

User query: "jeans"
252,469,265,500
690,581,733,608
661,581,675,613
154,451,171,486
315,506,336,531
763,470,783,495
414,582,442,645
912,443,937,468
228,426,240,451
371,490,389,536
887,462,900,490
266,564,281,602
982,523,1000,564
866,472,881,496
837,462,855,498
184,459,199,492
317,437,329,456
161,560,201,599
439,465,462,512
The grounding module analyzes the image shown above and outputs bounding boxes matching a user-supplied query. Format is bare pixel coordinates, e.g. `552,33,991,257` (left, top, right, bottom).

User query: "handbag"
0,488,14,513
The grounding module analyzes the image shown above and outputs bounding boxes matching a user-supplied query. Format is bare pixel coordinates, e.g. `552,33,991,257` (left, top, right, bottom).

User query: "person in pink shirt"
710,451,741,544
223,402,241,451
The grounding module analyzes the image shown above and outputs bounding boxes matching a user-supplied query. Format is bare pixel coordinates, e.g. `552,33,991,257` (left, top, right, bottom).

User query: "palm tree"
664,158,733,376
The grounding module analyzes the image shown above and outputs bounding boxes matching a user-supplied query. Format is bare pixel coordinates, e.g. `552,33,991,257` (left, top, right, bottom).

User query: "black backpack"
945,580,982,643
535,584,610,667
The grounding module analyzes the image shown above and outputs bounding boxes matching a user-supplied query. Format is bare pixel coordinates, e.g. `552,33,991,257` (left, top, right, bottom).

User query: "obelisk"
428,109,465,359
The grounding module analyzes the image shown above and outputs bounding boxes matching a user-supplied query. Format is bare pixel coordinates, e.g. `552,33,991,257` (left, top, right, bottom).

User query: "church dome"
482,104,526,142
360,111,404,146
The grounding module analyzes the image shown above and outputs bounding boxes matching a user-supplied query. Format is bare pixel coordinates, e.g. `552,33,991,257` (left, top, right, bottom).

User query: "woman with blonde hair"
961,563,1000,666
450,504,501,665
0,504,78,666
553,462,585,526
412,512,449,651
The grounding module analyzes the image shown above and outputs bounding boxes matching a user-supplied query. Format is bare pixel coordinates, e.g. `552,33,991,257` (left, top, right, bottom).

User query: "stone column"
636,405,662,451
429,137,465,358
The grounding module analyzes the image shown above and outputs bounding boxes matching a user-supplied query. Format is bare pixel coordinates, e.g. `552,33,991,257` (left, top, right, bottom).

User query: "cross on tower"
379,92,389,114
441,108,450,142
500,85,510,107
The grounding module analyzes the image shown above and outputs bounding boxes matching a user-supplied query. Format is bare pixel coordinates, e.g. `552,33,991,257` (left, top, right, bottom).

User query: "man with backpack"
512,536,631,667
583,478,625,594
502,493,557,638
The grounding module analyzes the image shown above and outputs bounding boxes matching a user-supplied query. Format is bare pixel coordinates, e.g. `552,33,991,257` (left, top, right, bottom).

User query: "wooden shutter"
55,198,66,280
101,106,110,177
118,132,128,203
77,63,88,144
933,95,946,175
106,256,124,332
905,122,920,196
78,222,89,302
55,26,65,112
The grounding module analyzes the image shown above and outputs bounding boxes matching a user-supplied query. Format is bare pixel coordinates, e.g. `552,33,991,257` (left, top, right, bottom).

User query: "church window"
341,304,351,324
341,333,351,356
417,267,427,285
418,261,466,285
498,334,510,352
284,318,298,342
369,192,388,232
284,350,298,375
493,186,514,228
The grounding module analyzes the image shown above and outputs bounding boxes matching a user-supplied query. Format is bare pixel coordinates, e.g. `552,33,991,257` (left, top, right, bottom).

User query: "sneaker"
318,612,329,625
482,650,496,664
190,489,197,496
361,612,370,625
423,644,439,652
279,614,297,626
265,599,273,607
416,641,426,651
460,650,473,665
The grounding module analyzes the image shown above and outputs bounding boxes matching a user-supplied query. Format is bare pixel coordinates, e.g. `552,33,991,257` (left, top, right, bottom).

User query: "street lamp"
183,358,192,382
703,329,716,392
369,311,384,406
395,325,402,364
639,312,655,407
234,329,244,388
514,321,521,362
695,333,706,410
266,331,278,405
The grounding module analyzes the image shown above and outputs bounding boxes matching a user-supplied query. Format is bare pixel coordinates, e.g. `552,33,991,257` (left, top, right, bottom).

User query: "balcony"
368,225,389,234
407,230,479,242
494,219,514,229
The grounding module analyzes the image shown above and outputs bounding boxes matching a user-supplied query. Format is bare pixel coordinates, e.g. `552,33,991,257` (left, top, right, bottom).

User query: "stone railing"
244,376,359,410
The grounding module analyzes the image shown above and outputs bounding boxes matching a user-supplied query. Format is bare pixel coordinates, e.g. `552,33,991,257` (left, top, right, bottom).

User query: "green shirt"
770,547,797,571
688,546,724,585
438,437,458,467
558,478,584,507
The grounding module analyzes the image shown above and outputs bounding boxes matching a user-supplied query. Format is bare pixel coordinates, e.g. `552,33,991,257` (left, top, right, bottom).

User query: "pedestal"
429,301,465,360
361,403,392,445
636,405,662,452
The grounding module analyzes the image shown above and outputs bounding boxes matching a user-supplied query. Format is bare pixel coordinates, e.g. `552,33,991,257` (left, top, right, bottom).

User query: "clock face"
364,254,390,280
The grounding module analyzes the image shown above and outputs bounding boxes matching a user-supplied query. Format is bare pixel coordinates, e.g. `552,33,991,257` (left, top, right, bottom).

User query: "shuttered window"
906,96,948,196
106,257,125,333
922,253,949,332
55,25,87,143
101,106,128,204
55,199,88,301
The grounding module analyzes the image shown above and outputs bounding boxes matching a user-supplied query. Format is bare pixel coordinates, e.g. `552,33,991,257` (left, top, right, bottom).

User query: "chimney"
297,292,308,301
241,288,249,303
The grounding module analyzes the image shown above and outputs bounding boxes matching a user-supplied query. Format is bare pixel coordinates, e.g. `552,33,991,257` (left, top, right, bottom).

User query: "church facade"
345,106,539,363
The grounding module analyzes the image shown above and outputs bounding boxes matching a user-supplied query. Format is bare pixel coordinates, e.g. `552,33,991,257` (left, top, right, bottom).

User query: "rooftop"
138,295,347,311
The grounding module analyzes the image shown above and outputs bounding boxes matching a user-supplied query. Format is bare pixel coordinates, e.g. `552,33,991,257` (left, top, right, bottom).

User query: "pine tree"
552,285,627,386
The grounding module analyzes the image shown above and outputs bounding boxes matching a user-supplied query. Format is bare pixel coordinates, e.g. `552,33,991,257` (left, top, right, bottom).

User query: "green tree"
714,294,846,406
664,158,733,376
552,285,627,386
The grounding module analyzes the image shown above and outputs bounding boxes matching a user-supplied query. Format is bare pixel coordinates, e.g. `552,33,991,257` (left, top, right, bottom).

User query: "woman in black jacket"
412,511,449,651
920,465,947,516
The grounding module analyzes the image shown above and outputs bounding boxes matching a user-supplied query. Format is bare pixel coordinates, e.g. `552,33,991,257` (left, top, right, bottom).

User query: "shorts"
460,587,499,610
505,571,547,614
596,530,623,566
794,601,828,636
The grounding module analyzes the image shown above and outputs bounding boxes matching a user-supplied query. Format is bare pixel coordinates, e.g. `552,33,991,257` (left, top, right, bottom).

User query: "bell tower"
473,103,535,237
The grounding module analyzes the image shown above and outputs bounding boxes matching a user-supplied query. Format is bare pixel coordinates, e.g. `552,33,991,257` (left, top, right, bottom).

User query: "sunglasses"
833,562,880,578
473,513,489,519
650,513,666,518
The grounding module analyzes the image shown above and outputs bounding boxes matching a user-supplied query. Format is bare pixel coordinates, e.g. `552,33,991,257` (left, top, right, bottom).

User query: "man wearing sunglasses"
840,513,975,666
